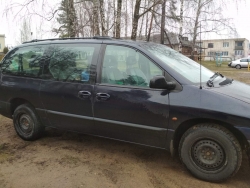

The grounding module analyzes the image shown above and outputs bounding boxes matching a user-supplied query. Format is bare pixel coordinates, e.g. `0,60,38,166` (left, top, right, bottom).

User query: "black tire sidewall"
13,104,42,141
180,127,241,182
236,64,241,69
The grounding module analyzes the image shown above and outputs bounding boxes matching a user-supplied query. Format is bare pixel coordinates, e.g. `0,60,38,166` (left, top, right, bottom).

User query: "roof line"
22,36,115,44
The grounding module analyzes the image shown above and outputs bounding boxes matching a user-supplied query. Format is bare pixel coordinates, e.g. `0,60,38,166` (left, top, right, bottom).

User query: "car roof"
16,36,150,48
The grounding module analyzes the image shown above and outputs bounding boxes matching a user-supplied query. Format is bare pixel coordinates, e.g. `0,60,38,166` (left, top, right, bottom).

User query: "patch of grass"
197,61,250,84
0,153,11,163
0,143,11,163
60,155,81,166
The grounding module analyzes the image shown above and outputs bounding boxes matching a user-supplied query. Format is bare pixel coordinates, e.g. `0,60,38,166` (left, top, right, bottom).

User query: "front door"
39,43,101,133
93,45,170,148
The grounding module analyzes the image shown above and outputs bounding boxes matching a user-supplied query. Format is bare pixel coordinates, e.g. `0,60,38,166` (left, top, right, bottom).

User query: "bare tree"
115,0,122,38
20,19,31,43
178,0,184,53
183,0,238,59
147,6,155,42
93,0,100,35
160,0,166,44
99,0,107,36
131,0,161,40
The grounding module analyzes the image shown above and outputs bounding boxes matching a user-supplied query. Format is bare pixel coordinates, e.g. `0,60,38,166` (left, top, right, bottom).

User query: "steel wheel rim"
191,139,226,171
18,114,34,135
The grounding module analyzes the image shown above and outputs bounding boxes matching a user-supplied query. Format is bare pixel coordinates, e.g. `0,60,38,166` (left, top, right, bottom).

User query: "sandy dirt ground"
0,64,250,188
0,116,250,188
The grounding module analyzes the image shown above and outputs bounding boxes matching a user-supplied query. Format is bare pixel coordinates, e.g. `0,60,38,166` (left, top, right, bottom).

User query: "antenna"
199,21,202,89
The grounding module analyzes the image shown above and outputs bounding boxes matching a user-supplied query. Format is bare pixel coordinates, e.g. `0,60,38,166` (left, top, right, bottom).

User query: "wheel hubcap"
19,114,33,134
192,140,225,170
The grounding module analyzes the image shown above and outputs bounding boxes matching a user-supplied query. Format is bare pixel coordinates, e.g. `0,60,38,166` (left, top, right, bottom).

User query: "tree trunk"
145,0,149,38
131,0,141,40
116,0,122,38
125,0,128,37
100,0,107,36
139,11,145,39
67,0,77,37
160,0,166,44
191,0,201,60
164,30,173,49
178,0,184,53
147,7,155,42
113,0,116,37
107,0,111,36
93,0,100,36
131,0,161,40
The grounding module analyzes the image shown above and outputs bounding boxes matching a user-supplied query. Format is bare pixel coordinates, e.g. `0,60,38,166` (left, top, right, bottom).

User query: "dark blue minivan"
0,37,249,182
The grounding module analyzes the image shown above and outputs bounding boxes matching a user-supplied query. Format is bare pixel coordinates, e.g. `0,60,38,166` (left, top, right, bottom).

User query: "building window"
222,51,228,56
208,52,215,56
196,42,203,47
235,41,243,47
235,50,243,55
208,43,213,48
223,42,229,47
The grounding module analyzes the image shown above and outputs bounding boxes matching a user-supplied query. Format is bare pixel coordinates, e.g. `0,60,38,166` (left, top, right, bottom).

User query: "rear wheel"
235,64,241,69
179,124,242,182
13,104,44,141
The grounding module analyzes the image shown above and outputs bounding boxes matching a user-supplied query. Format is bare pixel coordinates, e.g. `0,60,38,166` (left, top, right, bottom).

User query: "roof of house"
124,33,200,48
149,33,197,48
0,34,5,38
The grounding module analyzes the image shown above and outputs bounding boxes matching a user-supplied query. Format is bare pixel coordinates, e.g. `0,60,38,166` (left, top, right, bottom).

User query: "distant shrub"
3,47,9,54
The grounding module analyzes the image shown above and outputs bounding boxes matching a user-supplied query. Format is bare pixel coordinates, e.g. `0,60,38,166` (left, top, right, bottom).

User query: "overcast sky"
0,0,250,47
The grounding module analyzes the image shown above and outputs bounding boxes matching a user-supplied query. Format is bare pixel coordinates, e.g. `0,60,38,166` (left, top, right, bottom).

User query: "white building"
197,38,250,61
0,34,6,53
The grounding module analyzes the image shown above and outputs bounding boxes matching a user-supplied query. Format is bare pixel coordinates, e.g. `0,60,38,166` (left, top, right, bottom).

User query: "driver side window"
101,45,163,87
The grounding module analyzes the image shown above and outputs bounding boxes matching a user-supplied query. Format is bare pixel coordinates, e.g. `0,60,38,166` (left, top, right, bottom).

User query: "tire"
13,104,44,141
235,64,241,69
179,124,242,182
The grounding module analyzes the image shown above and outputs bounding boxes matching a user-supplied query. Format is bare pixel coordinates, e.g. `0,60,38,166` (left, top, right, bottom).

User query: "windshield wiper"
207,72,224,87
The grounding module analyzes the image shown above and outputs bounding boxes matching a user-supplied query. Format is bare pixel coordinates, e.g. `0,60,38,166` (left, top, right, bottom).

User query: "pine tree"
54,0,77,38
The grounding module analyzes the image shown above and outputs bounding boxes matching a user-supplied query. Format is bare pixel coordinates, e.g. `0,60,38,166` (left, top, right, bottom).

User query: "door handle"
96,93,110,101
78,91,91,99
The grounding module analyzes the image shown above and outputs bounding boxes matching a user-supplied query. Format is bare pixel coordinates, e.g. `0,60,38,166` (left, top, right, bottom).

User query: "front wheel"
179,124,242,182
235,64,241,69
13,104,44,141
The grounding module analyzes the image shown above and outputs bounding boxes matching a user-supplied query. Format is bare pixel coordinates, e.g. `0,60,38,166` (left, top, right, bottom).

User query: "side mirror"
150,75,176,90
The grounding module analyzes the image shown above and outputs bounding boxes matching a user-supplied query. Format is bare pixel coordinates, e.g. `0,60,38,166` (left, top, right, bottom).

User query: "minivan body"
0,38,249,182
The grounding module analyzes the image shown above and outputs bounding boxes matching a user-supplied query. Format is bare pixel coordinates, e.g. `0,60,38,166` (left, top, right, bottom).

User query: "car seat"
126,56,148,86
102,55,125,85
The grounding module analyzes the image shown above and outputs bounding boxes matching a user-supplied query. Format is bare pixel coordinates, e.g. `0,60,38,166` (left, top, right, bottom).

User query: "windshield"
141,43,220,84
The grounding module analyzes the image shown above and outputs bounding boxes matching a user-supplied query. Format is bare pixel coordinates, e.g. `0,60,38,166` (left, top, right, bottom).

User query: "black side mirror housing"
150,75,176,90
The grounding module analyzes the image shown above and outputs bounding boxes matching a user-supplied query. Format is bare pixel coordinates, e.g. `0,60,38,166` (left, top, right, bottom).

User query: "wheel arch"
9,98,35,116
173,118,248,155
235,64,241,69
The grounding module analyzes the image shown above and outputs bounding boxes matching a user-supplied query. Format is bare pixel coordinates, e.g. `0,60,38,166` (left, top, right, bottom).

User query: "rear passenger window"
1,46,45,77
101,45,163,87
44,44,96,83
240,59,248,62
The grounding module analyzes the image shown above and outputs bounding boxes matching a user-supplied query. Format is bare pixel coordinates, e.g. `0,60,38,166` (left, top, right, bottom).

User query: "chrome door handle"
96,93,110,101
78,91,91,99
